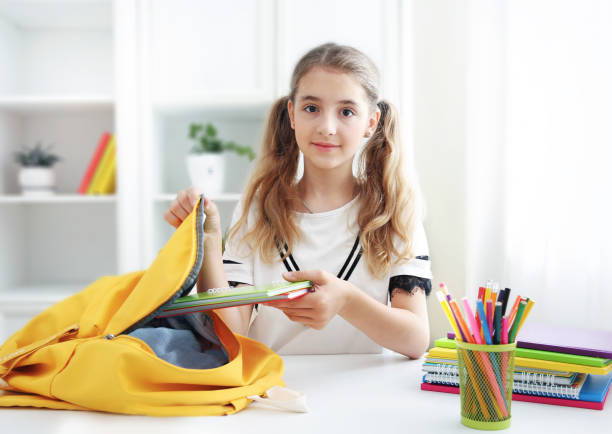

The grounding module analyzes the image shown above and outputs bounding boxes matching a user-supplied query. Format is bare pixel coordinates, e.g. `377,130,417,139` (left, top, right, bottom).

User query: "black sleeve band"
388,275,432,299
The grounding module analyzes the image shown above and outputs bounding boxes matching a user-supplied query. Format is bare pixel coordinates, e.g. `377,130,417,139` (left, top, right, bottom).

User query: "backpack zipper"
120,195,206,335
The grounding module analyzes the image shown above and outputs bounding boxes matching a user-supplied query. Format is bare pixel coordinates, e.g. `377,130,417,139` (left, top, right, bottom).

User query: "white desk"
1,349,607,433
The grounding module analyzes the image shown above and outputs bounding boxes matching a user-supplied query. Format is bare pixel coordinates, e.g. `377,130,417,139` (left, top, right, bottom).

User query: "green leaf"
189,123,202,139
205,123,217,138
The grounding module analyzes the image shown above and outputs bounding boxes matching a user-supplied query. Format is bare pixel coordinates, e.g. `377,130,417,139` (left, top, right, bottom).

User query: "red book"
78,132,111,194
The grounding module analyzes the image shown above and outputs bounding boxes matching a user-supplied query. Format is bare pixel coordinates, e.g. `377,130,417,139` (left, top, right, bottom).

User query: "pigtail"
356,99,417,277
225,96,302,263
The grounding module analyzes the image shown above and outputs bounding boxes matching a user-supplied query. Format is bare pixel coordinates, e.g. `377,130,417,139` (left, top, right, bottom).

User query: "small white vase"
18,167,56,196
186,153,225,195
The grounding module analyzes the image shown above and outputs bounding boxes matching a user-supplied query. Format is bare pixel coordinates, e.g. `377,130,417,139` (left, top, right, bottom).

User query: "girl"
164,42,432,358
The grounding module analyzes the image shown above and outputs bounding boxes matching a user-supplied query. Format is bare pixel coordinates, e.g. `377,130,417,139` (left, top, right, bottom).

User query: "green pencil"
508,300,527,343
493,302,502,344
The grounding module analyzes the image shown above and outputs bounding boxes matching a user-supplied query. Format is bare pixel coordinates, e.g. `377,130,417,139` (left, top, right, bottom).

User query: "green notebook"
435,337,612,368
163,280,313,310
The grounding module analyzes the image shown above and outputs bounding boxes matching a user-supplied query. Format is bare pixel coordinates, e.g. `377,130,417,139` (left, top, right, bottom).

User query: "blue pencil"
476,300,492,345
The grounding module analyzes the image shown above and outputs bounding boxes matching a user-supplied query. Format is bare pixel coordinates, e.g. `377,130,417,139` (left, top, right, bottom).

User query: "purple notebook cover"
447,322,612,359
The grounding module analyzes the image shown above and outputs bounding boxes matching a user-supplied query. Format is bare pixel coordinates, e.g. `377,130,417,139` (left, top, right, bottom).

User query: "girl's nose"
316,113,337,136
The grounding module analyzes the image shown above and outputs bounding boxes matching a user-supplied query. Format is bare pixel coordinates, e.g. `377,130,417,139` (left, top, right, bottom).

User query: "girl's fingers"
278,307,313,316
163,209,182,228
177,191,195,216
283,312,314,323
185,187,202,207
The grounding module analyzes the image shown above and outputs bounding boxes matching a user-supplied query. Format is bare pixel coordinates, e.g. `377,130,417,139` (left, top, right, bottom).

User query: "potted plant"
187,122,255,195
14,142,61,196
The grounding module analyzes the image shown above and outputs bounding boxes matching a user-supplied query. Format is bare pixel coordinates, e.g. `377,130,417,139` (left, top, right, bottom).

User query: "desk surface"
1,350,609,434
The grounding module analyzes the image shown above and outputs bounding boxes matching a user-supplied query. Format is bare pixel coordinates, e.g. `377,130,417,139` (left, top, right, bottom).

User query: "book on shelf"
77,132,111,194
155,280,313,319
87,133,116,195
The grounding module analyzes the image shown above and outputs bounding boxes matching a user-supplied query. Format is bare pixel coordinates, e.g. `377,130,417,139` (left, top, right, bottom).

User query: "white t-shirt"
221,194,433,355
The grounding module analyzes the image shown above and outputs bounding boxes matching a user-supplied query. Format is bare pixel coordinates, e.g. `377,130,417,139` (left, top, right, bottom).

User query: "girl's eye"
303,105,356,117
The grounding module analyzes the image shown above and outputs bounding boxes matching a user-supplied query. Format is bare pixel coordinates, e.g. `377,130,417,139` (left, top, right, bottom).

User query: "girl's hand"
267,270,354,330
163,186,222,236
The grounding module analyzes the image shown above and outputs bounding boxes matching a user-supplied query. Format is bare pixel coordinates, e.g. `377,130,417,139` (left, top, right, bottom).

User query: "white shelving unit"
0,0,120,339
0,0,411,340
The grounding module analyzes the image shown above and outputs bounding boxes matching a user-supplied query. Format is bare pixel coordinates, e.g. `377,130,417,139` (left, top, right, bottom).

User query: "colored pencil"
436,291,461,340
501,316,508,345
461,297,484,345
508,296,522,327
486,299,494,338
449,299,473,343
476,300,492,345
478,286,486,303
508,300,527,343
501,288,511,316
493,302,502,344
517,299,535,333
517,298,535,333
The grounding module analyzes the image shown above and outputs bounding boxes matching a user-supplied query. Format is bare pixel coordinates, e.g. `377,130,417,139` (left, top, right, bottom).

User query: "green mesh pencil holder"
456,341,517,430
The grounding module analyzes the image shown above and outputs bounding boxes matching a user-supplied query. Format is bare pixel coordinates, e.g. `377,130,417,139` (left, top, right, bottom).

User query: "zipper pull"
104,334,115,340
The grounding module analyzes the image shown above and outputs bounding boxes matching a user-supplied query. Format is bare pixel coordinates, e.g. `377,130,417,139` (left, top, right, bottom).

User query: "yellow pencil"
517,299,535,334
436,291,461,340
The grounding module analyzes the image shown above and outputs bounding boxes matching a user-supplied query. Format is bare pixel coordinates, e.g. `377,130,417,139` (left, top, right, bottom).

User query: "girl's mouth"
312,142,339,151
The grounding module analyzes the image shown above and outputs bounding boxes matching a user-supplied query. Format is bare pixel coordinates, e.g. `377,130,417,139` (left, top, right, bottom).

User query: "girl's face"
287,67,380,172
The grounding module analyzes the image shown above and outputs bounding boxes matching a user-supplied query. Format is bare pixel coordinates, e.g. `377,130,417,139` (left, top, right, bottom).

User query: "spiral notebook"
423,363,579,385
422,372,588,399
421,372,612,410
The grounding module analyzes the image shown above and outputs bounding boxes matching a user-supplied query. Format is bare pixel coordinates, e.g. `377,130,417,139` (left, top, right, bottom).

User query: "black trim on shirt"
388,275,432,299
275,239,296,272
276,235,363,282
223,260,242,264
337,236,361,280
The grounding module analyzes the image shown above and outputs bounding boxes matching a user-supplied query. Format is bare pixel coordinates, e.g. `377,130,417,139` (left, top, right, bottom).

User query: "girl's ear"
367,108,381,136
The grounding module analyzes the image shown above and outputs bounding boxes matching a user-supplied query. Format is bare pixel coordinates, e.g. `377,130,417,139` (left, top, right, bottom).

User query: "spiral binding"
423,369,583,399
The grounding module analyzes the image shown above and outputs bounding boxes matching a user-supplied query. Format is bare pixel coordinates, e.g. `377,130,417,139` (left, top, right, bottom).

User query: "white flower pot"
18,167,56,196
186,153,225,195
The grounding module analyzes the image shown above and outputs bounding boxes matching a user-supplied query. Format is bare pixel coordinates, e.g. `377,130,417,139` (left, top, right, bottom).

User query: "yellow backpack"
0,196,285,416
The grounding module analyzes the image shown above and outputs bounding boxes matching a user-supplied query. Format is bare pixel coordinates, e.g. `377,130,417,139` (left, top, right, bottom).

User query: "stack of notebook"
421,323,612,410
155,280,313,319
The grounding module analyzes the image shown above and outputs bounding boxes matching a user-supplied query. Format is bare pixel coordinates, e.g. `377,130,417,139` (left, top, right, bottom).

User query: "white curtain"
465,0,612,331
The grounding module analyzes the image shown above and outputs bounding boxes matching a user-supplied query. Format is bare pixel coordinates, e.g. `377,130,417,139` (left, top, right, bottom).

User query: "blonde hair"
226,42,417,279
